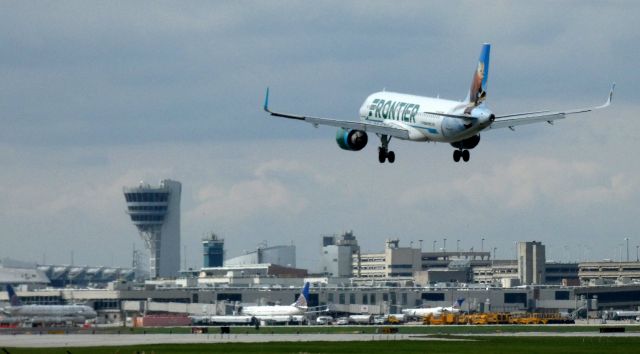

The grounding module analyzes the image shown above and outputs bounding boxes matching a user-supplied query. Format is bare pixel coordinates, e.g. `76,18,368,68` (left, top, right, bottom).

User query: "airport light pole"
433,240,437,252
443,238,447,253
457,239,460,253
481,238,485,252
493,247,497,260
636,245,639,262
625,237,630,262
419,239,423,251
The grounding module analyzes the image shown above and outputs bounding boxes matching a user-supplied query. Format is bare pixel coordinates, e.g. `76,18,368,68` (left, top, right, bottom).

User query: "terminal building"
123,179,181,279
5,221,640,325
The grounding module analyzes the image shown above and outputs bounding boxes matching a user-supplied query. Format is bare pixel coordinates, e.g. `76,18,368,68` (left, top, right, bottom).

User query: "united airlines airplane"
241,282,310,317
264,43,614,163
2,285,97,325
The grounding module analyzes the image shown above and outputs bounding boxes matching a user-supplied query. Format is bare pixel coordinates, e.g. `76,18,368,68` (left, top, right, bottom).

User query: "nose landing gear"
453,149,470,162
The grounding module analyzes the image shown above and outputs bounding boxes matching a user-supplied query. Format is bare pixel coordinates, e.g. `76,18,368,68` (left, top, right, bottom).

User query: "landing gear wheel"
453,150,461,162
378,135,395,164
378,148,386,163
462,149,470,162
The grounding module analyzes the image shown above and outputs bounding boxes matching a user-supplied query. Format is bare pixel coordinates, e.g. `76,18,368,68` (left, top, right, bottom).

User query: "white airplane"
402,298,465,318
264,43,614,163
240,282,309,317
2,285,97,325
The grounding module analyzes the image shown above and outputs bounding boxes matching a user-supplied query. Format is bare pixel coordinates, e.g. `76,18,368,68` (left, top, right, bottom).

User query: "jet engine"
335,128,368,151
450,134,481,150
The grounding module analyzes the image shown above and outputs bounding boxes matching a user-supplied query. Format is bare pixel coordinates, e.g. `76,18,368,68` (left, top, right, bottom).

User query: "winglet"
263,87,271,112
596,82,615,109
607,82,616,106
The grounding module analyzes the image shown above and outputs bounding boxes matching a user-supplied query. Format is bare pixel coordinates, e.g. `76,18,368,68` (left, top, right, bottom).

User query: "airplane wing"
489,83,615,130
304,305,330,314
263,88,410,139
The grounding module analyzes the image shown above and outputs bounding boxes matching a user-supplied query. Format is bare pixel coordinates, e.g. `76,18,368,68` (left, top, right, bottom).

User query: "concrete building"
124,179,181,279
202,233,224,268
579,261,640,283
472,260,519,286
322,231,360,277
545,262,580,285
225,245,296,268
356,239,421,278
518,241,546,285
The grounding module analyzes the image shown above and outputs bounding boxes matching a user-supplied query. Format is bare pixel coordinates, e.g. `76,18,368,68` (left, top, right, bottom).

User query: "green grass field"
4,337,640,354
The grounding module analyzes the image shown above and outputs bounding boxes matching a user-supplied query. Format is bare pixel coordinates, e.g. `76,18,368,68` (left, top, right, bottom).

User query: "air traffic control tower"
123,179,181,279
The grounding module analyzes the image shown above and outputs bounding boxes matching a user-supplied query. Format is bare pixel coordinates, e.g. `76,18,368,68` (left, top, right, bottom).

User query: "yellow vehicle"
386,315,401,324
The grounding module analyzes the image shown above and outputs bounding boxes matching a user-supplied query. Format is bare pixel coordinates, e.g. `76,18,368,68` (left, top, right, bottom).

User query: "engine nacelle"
450,134,481,150
336,128,368,151
469,106,494,121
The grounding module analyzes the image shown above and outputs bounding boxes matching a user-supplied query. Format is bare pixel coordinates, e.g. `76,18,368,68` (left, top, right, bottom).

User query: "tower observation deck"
123,179,181,278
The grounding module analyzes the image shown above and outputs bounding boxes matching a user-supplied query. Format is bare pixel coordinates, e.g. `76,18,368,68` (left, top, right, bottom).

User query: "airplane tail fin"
464,43,491,110
293,282,310,308
453,298,465,308
6,285,22,307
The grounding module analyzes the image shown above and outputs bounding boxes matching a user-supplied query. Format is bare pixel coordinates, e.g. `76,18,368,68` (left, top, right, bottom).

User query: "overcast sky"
1,1,638,271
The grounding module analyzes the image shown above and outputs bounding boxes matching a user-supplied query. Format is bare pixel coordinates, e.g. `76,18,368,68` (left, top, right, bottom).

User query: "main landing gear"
453,149,470,162
378,135,395,163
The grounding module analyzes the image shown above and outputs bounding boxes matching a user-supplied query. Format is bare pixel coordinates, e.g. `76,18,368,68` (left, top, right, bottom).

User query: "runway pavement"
0,333,461,348
2,331,640,348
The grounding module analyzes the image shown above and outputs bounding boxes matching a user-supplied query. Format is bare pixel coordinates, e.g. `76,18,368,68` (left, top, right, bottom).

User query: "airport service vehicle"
264,43,614,163
349,314,374,324
402,298,465,318
2,285,97,326
316,315,334,325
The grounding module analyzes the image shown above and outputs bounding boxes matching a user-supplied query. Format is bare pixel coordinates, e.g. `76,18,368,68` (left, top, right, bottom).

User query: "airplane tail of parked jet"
453,298,465,309
464,43,490,111
6,285,22,307
292,282,310,308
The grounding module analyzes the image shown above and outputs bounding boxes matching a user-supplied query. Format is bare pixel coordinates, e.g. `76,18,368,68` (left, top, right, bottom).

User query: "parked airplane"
1,285,97,325
264,43,614,163
240,282,310,317
402,298,465,318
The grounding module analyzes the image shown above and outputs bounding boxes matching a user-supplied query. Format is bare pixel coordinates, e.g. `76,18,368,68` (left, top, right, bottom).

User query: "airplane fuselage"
4,304,97,320
403,306,460,317
241,305,305,317
358,91,492,143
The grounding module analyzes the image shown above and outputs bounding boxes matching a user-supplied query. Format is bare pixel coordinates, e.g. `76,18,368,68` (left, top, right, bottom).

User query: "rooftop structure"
202,233,224,268
124,179,181,278
518,241,546,285
225,244,295,268
322,231,360,277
